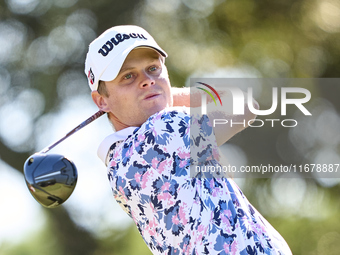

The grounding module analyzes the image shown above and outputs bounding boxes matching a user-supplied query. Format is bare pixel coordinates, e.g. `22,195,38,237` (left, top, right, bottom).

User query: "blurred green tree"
1,0,340,254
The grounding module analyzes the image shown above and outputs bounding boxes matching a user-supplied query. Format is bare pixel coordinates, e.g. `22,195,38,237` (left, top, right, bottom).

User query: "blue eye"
124,73,132,79
149,66,157,72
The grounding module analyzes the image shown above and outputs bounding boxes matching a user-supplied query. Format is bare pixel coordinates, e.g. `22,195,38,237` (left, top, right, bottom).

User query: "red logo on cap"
88,68,95,85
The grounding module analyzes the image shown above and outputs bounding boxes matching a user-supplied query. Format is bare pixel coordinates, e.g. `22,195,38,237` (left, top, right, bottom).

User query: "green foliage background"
1,0,340,254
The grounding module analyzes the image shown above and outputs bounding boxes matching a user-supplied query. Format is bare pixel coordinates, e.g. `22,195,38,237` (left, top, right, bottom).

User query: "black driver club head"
24,153,77,208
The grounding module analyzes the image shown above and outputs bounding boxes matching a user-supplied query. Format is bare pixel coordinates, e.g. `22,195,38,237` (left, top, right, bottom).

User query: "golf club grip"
39,110,106,154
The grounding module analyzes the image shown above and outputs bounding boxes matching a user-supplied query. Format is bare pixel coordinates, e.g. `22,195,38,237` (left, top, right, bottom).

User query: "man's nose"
140,71,155,88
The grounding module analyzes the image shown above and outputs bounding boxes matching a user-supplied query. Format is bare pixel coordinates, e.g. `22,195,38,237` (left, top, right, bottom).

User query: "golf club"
24,110,105,208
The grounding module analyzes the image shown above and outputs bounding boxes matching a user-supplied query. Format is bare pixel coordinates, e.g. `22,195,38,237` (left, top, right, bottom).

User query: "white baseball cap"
84,25,167,91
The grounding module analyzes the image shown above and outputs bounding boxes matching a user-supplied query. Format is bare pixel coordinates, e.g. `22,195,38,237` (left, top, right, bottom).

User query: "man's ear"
91,91,110,112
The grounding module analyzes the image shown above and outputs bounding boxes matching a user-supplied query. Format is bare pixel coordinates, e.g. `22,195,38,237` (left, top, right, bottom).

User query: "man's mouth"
144,92,161,100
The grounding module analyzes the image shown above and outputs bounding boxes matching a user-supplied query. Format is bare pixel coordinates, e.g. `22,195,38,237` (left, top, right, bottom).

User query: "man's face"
100,47,173,128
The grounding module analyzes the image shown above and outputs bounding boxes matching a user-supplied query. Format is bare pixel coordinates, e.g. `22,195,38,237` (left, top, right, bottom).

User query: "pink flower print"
197,224,207,242
230,240,238,255
212,187,223,198
137,133,145,141
223,243,231,254
258,222,266,233
125,146,133,158
185,125,189,135
209,210,214,224
149,201,156,213
158,158,172,174
149,126,158,137
161,182,170,192
178,204,188,225
221,214,229,225
225,209,232,218
172,214,180,225
152,157,159,169
179,159,188,168
157,182,172,201
222,240,238,255
251,222,267,246
177,150,190,160
157,192,172,203
141,171,151,189
134,172,141,184
154,112,162,120
147,217,157,236
221,214,232,234
182,240,193,255
209,179,215,189
197,224,205,233
114,149,121,158
110,160,117,167
178,150,190,168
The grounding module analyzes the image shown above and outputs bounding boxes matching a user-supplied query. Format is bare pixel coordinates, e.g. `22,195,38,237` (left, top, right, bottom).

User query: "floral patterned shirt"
100,108,292,255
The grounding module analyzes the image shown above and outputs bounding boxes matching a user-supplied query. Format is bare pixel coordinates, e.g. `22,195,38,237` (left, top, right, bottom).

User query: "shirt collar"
97,126,138,165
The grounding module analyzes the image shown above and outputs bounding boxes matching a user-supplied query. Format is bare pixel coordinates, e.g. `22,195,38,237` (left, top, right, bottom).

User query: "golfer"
85,25,292,255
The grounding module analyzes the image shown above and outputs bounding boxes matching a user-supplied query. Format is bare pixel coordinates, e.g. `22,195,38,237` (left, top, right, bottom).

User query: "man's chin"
147,103,168,115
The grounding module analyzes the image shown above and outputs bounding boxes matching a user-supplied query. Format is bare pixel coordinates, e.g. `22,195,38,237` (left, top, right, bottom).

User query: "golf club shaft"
38,110,105,154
